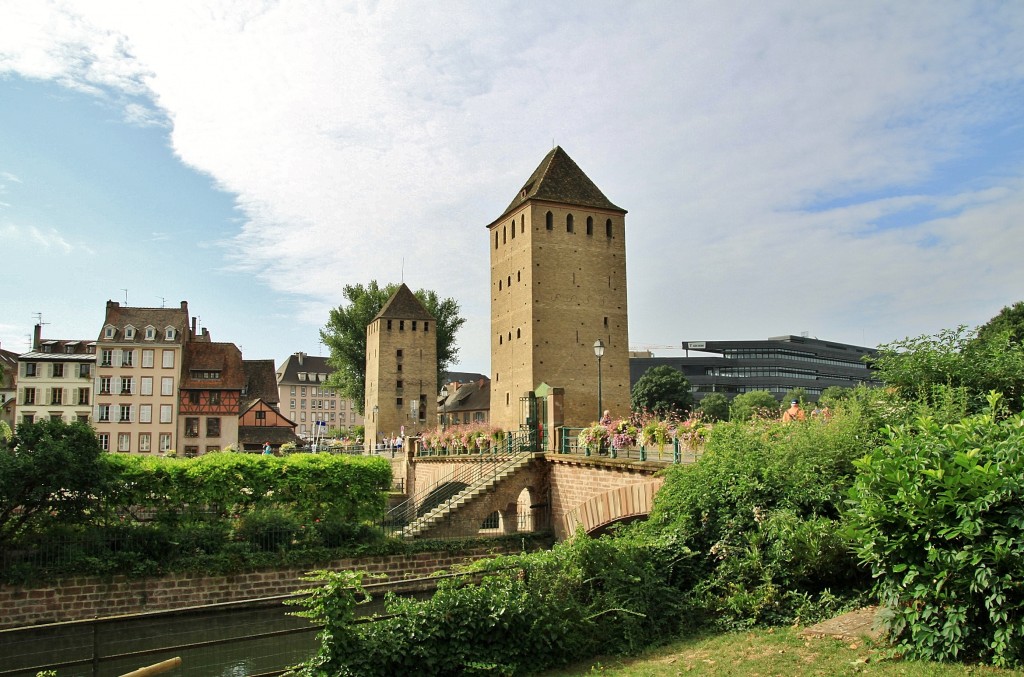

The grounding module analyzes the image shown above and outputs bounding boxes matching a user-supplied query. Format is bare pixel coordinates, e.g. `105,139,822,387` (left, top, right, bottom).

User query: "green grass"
539,626,1022,676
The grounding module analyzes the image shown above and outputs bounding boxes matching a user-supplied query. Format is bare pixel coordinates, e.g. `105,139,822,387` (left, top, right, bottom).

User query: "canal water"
1,588,427,676
0,603,320,676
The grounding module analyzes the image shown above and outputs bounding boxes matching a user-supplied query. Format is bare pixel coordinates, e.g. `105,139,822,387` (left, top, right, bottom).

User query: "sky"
1,1,1023,374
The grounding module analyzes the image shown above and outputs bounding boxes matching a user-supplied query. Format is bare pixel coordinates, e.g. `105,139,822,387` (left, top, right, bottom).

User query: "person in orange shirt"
782,400,806,422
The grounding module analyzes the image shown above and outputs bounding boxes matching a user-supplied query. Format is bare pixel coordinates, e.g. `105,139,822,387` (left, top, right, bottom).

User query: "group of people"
782,400,831,423
377,433,403,451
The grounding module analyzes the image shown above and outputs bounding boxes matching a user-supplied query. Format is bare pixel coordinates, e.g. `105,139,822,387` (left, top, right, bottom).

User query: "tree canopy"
728,390,779,422
630,365,692,417
695,392,730,422
320,282,466,414
871,321,1024,414
0,419,110,549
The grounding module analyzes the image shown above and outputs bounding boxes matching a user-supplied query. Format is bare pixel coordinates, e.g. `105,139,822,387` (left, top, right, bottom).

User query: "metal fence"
558,428,704,464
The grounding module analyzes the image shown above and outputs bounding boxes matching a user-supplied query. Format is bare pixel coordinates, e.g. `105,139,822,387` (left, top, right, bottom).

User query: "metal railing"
558,428,703,464
382,432,535,535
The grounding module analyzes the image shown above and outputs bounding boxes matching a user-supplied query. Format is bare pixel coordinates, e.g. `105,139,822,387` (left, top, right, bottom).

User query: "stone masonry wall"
547,455,664,540
0,546,511,630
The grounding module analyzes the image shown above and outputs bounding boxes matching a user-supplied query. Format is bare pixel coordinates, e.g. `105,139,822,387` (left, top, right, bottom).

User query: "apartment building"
93,301,191,453
15,325,96,425
0,342,18,427
276,352,363,439
178,341,245,455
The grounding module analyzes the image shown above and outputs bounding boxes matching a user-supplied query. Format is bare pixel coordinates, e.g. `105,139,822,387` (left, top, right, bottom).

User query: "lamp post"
593,339,605,422
440,385,449,431
371,405,379,451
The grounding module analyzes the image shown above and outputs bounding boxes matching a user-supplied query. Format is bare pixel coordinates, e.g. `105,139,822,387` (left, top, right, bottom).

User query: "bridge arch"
561,479,663,538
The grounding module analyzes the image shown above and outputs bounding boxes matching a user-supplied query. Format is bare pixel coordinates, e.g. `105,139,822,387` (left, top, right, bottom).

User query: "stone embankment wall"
0,546,512,630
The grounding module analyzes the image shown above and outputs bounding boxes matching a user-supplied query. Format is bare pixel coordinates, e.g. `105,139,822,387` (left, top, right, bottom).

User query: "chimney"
191,316,197,337
33,324,42,351
297,352,305,366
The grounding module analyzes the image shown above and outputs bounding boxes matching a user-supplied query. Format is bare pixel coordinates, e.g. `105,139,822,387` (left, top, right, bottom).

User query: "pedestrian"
600,410,612,426
262,441,273,455
782,400,806,422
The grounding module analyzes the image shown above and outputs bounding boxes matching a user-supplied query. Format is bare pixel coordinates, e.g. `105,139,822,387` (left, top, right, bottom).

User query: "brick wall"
547,455,664,539
0,546,514,630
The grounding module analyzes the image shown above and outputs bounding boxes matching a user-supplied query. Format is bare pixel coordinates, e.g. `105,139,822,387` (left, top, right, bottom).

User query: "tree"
976,300,1024,344
728,390,779,422
0,419,111,549
630,366,692,417
695,392,729,422
320,281,466,414
872,324,1024,414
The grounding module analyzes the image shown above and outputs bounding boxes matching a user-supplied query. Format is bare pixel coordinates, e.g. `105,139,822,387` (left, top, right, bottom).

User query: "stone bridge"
396,451,670,541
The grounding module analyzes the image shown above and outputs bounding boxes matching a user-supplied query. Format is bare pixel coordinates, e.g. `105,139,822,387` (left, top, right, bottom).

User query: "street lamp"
440,385,449,431
593,339,605,422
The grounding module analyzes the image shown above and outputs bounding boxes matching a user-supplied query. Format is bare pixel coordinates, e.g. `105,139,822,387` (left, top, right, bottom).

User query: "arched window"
606,219,613,237
499,335,503,345
521,215,525,233
517,270,521,282
507,275,511,287
566,214,574,233
510,220,515,239
545,211,553,230
499,280,502,291
495,231,499,249
516,328,521,338
503,226,506,244
586,216,593,235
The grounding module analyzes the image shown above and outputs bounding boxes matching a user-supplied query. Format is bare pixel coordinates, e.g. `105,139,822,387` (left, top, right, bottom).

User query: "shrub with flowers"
609,418,639,449
638,419,673,451
676,416,710,449
576,424,609,453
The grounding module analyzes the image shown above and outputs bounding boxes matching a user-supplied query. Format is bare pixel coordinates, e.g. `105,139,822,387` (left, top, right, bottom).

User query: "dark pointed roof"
372,283,435,322
491,146,625,226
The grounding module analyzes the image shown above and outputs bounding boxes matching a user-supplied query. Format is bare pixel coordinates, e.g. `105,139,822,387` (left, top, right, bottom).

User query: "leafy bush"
729,390,780,422
845,393,1024,667
235,509,303,552
636,407,871,629
290,534,686,676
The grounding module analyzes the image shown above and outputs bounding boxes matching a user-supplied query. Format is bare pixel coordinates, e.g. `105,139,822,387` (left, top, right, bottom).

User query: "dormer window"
298,372,307,381
145,326,156,341
103,325,115,340
125,326,136,340
164,327,175,340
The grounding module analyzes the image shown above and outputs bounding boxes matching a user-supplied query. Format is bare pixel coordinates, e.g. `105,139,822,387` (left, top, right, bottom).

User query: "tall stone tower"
364,284,438,446
487,147,630,432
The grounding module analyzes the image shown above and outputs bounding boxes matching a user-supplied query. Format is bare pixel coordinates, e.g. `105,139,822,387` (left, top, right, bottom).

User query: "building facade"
487,146,630,431
178,342,245,455
275,352,363,439
93,301,191,453
15,325,95,425
629,335,880,404
364,284,437,446
0,342,17,426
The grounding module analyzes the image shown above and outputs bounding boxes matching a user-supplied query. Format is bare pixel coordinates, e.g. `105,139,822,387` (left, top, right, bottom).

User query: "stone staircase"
398,453,535,538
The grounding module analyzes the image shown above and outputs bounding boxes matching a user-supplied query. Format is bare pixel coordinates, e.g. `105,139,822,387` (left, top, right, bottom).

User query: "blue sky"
2,1,1023,373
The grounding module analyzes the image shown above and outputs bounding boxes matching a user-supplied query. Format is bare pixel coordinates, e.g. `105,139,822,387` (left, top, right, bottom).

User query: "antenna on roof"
157,296,166,308
33,312,48,327
121,288,129,305
401,257,405,283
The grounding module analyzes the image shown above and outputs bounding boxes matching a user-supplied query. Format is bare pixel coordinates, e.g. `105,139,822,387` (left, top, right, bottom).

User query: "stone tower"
486,147,630,433
364,284,438,447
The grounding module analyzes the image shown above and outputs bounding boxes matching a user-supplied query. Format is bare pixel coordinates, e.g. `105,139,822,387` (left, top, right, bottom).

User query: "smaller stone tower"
364,284,438,448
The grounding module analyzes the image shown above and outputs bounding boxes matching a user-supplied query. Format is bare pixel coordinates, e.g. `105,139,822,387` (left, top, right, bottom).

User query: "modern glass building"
629,335,880,404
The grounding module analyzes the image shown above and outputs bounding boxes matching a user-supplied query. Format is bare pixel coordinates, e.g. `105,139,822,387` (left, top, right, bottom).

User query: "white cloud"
1,1,1023,369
